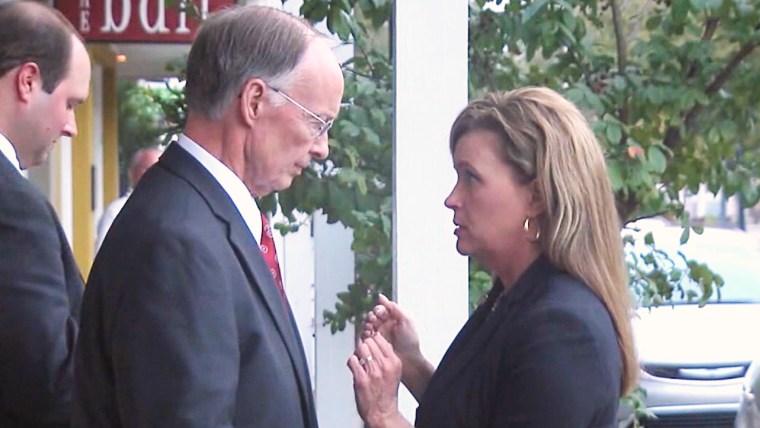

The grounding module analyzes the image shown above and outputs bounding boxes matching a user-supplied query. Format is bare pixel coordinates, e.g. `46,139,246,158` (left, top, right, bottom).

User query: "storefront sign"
56,0,235,43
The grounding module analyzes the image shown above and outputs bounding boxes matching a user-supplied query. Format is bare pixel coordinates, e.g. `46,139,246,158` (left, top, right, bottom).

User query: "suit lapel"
158,143,313,412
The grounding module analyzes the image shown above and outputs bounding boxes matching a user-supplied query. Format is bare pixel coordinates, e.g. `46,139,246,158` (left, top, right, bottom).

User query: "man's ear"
15,62,41,103
238,78,267,126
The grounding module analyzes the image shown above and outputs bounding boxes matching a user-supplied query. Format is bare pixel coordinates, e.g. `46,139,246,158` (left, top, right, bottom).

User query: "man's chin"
270,176,296,193
20,151,50,169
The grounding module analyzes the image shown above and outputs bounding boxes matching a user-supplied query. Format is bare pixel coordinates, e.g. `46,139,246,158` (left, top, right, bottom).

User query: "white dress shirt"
176,134,263,244
95,192,130,252
0,133,22,174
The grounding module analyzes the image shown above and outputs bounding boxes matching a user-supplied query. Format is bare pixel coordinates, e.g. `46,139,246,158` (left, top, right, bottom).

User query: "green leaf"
522,0,549,24
671,0,690,23
606,122,622,144
647,146,667,173
644,232,655,246
327,5,351,40
607,159,624,191
680,227,690,245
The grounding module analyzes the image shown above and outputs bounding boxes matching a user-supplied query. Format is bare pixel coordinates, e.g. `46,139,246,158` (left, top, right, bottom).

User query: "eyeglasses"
270,87,334,138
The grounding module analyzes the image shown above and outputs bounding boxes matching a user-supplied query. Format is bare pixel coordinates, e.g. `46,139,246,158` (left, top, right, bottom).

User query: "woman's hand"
347,334,411,428
362,294,422,365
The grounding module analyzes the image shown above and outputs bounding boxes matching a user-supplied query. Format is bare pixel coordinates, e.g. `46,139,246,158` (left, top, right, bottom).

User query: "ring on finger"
360,354,374,366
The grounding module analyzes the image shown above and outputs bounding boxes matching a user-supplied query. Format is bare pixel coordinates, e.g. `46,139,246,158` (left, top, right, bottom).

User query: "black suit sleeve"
0,186,78,426
105,224,238,427
496,308,618,427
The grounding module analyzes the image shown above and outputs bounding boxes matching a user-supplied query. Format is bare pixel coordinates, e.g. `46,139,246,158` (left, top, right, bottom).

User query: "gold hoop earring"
523,217,540,241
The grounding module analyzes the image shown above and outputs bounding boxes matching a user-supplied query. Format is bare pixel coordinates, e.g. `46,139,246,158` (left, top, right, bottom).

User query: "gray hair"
185,5,316,119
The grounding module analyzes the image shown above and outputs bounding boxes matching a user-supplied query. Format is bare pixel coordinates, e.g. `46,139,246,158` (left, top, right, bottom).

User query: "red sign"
55,0,235,43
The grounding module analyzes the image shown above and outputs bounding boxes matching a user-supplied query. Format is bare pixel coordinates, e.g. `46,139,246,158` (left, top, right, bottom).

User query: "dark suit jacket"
415,256,622,428
72,143,317,428
0,153,84,426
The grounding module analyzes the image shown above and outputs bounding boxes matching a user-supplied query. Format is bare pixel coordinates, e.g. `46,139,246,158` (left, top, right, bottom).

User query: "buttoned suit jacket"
0,153,84,427
73,143,317,428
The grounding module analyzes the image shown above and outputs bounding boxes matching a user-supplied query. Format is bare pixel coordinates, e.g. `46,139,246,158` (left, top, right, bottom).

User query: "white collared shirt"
0,133,22,174
176,134,263,244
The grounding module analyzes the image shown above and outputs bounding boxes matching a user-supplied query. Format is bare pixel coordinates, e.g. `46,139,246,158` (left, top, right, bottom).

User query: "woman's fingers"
372,332,396,359
362,336,401,381
377,294,411,325
347,354,367,380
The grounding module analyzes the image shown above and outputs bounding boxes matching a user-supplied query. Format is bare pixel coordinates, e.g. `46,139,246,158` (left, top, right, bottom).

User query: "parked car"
621,225,760,427
736,359,760,427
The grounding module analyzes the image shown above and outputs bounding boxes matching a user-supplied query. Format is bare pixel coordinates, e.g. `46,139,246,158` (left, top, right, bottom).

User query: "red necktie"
259,213,287,306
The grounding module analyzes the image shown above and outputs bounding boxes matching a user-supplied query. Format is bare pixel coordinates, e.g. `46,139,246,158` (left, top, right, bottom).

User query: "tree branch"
610,0,630,130
663,38,760,150
685,17,720,79
610,0,627,78
627,0,657,44
705,39,758,96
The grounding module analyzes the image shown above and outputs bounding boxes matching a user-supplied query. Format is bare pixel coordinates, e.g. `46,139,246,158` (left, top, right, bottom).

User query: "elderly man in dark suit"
73,5,344,428
0,1,91,426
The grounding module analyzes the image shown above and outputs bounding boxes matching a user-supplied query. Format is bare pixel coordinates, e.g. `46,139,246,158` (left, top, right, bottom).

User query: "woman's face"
444,129,535,270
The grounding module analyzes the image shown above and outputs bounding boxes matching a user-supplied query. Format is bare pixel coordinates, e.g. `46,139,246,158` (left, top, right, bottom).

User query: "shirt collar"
0,133,22,174
175,134,263,243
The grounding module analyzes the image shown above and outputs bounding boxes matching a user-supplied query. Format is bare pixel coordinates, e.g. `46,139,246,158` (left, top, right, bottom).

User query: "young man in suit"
0,1,91,425
73,5,344,427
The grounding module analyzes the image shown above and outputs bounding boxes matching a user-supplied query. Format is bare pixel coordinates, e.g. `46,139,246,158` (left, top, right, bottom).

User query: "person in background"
73,5,344,427
0,1,91,425
348,87,638,428
95,147,162,251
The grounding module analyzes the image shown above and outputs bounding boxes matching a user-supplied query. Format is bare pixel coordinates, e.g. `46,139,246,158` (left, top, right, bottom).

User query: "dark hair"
185,5,316,119
0,0,79,93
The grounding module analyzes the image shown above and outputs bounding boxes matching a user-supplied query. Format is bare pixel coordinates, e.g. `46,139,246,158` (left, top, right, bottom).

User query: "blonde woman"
348,87,637,427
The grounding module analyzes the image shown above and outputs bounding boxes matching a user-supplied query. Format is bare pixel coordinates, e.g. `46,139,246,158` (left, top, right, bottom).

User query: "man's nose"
62,112,78,138
311,133,329,160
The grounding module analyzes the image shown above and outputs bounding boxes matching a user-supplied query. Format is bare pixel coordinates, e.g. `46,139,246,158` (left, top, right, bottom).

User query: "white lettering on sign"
101,0,131,34
176,1,190,35
78,0,90,33
139,0,169,34
177,0,210,33
80,10,90,33
92,0,212,36
199,0,210,20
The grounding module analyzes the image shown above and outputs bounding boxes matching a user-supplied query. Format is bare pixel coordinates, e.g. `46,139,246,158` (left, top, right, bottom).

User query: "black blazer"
0,154,84,426
415,257,622,428
72,143,317,428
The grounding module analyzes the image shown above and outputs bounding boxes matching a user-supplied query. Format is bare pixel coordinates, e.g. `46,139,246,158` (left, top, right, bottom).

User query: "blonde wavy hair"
449,86,637,396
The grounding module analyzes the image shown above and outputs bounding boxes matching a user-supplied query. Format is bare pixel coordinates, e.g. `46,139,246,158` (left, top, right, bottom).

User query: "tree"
468,0,760,308
116,81,166,191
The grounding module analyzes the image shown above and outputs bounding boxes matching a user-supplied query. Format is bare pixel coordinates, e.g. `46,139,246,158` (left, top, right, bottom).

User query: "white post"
91,64,104,243
393,0,470,421
313,212,362,428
